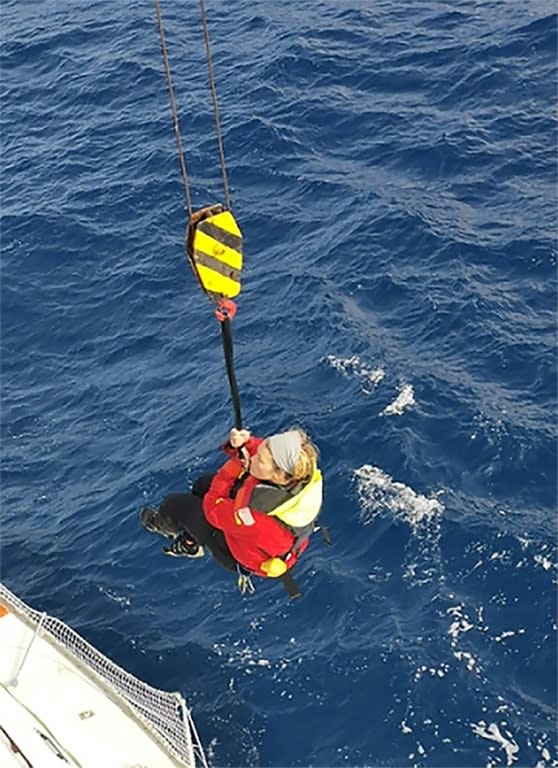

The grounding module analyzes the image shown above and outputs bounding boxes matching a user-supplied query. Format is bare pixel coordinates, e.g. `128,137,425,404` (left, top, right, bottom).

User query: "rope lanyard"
154,2,246,433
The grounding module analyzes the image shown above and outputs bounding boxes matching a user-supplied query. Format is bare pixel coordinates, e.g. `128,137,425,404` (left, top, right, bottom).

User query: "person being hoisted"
141,426,324,595
147,4,328,596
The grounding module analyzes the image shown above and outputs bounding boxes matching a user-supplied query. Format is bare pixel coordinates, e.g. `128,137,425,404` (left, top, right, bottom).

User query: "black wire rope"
153,0,193,217
198,0,231,210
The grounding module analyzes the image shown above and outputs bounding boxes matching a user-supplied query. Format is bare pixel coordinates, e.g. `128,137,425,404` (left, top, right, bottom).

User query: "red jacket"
203,436,308,577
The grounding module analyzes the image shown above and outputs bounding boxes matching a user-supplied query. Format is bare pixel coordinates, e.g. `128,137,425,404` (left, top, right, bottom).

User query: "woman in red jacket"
141,427,323,580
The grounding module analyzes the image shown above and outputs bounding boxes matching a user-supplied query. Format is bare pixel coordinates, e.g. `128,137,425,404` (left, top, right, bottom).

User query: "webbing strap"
220,315,242,430
280,571,302,599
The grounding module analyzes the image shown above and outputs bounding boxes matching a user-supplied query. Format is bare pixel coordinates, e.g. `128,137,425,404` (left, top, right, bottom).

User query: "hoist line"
154,0,231,215
151,5,308,601
153,0,192,218
199,0,231,211
153,1,244,436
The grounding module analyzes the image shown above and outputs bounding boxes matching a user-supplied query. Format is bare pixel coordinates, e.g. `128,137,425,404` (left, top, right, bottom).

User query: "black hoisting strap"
215,299,243,430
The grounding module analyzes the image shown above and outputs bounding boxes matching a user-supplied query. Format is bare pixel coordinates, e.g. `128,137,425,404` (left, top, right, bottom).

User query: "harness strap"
280,571,302,600
317,525,332,545
229,470,249,499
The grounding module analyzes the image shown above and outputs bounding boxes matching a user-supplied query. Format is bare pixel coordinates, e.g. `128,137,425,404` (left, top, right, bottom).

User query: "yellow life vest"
267,468,323,528
260,469,323,578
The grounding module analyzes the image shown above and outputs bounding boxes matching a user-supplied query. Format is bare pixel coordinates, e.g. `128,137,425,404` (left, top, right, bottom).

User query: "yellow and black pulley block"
186,204,243,301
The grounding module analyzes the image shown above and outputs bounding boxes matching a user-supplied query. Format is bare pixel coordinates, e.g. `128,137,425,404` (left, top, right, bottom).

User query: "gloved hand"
230,428,251,448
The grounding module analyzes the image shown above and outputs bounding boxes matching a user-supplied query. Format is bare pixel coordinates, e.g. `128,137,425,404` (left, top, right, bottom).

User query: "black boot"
163,532,205,558
140,506,177,539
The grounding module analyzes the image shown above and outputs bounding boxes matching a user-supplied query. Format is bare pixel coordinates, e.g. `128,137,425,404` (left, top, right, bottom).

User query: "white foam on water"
355,465,445,591
447,605,474,642
471,721,520,767
454,649,477,672
354,464,443,533
471,410,510,447
493,629,525,643
324,354,385,393
213,640,271,670
533,735,558,767
413,663,450,682
446,604,482,674
400,720,413,734
98,585,132,608
533,554,554,571
381,383,416,416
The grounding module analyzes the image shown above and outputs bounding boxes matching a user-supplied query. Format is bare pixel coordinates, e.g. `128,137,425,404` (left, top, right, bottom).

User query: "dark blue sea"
1,1,556,766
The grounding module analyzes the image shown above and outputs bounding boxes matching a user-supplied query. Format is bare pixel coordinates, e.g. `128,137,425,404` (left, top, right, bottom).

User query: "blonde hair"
289,427,319,483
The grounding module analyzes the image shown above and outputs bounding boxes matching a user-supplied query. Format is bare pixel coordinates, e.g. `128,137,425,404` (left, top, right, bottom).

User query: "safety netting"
0,582,208,768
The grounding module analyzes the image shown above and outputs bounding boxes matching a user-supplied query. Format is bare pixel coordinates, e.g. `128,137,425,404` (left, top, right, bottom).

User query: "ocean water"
1,1,556,766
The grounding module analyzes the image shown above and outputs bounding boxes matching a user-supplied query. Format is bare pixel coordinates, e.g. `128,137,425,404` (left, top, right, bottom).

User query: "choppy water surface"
2,1,556,766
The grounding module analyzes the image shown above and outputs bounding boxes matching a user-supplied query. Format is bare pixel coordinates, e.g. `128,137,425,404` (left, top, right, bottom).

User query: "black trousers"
156,473,237,573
